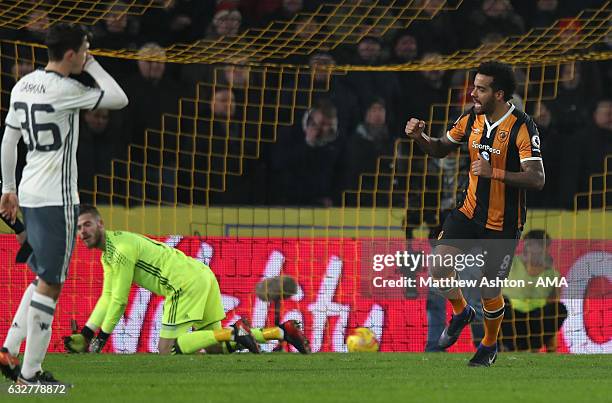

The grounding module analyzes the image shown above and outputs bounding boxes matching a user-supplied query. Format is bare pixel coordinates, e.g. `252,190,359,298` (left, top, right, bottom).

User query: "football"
346,327,380,352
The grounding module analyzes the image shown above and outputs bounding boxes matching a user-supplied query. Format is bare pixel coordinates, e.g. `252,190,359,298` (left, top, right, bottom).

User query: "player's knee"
36,279,63,300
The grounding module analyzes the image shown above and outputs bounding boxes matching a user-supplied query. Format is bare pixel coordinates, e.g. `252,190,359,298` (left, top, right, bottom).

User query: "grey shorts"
22,205,79,285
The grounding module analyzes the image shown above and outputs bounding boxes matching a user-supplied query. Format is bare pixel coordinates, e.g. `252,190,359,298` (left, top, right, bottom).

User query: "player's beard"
473,97,494,115
92,230,105,249
83,230,103,249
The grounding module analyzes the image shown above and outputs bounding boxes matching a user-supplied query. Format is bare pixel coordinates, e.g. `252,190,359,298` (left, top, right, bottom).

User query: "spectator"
124,43,182,148
354,36,383,65
278,14,327,64
139,0,214,45
583,99,612,181
340,97,395,202
400,53,449,131
389,30,419,64
240,0,285,26
218,63,278,173
400,53,454,225
77,109,129,204
178,86,265,205
92,1,140,49
268,98,343,206
551,63,603,207
205,2,243,40
123,43,182,203
280,51,360,137
346,37,402,134
467,0,525,48
529,102,562,208
16,9,48,42
91,1,141,81
206,88,243,203
596,29,612,98
551,63,602,135
501,230,568,352
10,59,35,82
407,0,458,54
525,0,564,28
260,0,305,26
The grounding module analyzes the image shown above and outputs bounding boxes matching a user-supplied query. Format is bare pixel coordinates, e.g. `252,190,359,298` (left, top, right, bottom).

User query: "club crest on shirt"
498,130,509,141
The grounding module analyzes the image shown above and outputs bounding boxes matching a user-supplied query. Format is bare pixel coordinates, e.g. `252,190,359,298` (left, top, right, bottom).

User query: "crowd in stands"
1,0,611,210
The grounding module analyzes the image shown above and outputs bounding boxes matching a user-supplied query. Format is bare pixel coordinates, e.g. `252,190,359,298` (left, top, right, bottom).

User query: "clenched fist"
471,153,492,178
405,118,426,140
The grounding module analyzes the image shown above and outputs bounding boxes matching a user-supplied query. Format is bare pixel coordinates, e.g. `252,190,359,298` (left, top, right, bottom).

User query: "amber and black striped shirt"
447,104,542,232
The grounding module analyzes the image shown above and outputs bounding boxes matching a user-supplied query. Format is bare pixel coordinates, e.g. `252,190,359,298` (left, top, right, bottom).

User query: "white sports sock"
20,291,56,379
3,281,36,356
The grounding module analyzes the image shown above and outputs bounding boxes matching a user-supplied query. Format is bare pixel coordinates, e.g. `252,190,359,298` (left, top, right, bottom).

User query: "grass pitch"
1,353,610,403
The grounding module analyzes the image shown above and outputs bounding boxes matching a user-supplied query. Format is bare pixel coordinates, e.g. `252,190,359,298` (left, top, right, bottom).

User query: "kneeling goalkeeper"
64,205,309,355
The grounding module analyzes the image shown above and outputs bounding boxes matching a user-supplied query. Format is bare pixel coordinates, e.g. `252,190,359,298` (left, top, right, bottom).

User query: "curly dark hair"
477,61,517,102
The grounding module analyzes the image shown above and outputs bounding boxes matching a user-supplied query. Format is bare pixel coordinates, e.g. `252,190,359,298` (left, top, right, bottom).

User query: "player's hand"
15,230,26,246
64,334,90,353
83,54,96,71
405,118,426,140
0,192,19,225
471,153,492,178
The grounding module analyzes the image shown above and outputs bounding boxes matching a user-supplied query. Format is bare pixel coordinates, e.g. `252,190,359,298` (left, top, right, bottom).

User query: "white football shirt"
4,69,103,207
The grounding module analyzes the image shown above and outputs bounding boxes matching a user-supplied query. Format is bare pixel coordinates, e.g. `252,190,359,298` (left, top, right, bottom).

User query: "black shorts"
435,209,520,295
22,205,79,285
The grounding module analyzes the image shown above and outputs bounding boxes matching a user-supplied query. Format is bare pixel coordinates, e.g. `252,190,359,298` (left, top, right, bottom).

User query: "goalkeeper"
64,205,310,355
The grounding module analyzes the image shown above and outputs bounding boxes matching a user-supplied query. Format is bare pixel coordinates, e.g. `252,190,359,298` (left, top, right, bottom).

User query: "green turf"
1,353,611,403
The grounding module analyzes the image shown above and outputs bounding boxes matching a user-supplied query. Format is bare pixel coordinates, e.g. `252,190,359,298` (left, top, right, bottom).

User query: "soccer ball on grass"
346,327,379,352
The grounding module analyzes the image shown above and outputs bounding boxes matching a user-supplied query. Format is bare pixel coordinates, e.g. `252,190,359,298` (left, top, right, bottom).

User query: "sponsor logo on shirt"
472,141,501,156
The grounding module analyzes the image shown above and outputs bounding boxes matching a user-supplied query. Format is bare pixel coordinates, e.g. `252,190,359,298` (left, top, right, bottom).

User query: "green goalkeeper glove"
63,326,95,353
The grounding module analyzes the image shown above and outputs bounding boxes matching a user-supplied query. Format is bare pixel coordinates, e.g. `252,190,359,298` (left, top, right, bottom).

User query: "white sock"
3,281,36,356
21,291,56,379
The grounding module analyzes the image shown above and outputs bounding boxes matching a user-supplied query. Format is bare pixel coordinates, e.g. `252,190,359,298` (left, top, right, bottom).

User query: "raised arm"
404,118,460,158
83,56,128,110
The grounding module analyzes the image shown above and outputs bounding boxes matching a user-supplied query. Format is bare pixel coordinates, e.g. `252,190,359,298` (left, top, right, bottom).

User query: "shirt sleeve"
4,98,21,130
100,239,137,334
446,112,471,144
516,118,542,163
85,260,113,331
52,79,103,111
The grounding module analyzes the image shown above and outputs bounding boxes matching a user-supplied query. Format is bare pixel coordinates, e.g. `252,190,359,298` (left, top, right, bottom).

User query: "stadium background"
0,0,610,354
